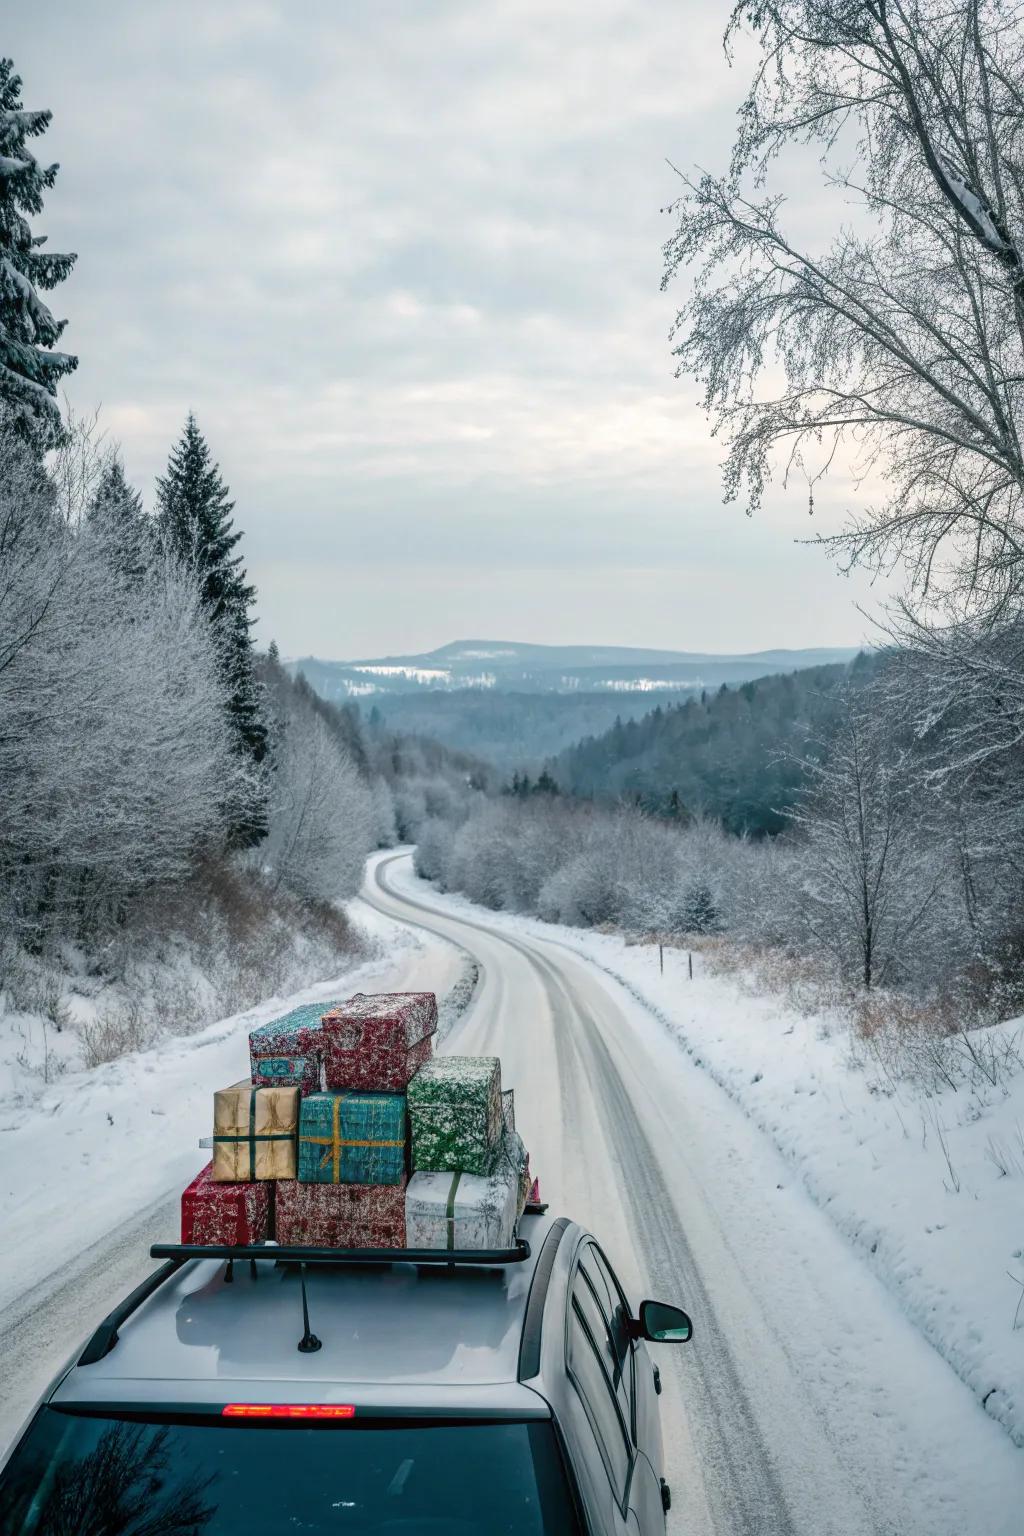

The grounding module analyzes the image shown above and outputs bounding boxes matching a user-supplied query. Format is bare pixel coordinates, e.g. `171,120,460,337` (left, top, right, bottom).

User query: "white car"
0,1211,692,1534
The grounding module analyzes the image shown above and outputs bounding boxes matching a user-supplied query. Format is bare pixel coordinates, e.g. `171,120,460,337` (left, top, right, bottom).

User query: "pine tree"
87,459,148,580
683,884,720,936
0,58,77,442
156,413,268,842
533,769,559,796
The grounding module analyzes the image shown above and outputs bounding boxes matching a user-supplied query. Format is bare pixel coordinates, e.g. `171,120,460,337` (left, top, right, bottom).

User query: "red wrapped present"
181,1163,272,1245
276,1177,407,1248
321,992,438,1093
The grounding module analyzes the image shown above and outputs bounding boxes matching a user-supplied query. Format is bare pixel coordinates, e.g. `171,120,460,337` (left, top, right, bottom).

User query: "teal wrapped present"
407,1056,502,1176
249,999,346,1094
298,1091,406,1186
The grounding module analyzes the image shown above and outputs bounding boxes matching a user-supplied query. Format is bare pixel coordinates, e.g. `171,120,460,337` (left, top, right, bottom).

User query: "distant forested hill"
355,689,702,771
295,639,864,772
553,653,878,835
292,639,860,701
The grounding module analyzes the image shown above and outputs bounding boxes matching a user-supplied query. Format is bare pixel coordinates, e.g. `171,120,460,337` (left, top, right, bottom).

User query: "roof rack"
150,1240,532,1267
79,1257,185,1366
77,1237,537,1367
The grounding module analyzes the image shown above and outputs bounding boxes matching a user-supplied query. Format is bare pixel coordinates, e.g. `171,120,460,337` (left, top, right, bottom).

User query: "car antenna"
297,1262,322,1353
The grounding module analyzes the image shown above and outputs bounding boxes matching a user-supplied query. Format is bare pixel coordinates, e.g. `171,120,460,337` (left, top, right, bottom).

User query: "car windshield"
0,1408,581,1536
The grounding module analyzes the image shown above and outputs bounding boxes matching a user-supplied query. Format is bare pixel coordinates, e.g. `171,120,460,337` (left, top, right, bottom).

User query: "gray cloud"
7,0,886,657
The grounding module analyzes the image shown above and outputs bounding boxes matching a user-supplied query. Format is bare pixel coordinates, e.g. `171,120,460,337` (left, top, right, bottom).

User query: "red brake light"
222,1403,356,1419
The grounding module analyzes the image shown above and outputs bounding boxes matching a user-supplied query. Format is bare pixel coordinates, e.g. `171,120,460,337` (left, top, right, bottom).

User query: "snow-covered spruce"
0,57,76,441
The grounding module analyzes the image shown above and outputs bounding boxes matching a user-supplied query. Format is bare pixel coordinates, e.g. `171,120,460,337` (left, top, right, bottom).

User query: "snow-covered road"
2,850,1020,1531
366,853,1022,1536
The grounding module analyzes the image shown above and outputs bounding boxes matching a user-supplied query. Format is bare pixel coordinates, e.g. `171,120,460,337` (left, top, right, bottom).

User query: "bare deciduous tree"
872,601,1024,961
664,0,1024,618
789,688,944,987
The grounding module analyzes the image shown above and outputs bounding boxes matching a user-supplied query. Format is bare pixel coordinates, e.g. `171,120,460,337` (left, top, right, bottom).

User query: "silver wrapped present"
405,1132,526,1250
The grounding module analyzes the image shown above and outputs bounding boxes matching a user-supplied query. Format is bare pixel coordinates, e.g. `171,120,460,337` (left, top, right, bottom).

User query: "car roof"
52,1213,571,1417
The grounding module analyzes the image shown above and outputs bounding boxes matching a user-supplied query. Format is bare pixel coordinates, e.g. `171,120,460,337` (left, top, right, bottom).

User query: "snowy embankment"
0,902,469,1316
388,860,1024,1448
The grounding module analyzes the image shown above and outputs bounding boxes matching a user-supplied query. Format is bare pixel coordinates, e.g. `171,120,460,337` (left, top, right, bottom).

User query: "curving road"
366,853,1023,1536
2,850,1019,1532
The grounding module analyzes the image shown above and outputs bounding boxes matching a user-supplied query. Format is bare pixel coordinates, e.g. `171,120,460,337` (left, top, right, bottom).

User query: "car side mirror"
635,1299,692,1343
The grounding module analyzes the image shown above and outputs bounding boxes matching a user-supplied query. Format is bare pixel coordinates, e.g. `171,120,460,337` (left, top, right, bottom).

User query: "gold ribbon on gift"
302,1095,403,1183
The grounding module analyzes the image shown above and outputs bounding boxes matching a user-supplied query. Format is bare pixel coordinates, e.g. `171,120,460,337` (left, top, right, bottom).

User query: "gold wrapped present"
212,1081,299,1182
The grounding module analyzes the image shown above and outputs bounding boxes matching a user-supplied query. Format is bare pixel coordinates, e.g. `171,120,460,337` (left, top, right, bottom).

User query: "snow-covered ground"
0,913,373,1112
0,903,465,1319
387,859,1024,1450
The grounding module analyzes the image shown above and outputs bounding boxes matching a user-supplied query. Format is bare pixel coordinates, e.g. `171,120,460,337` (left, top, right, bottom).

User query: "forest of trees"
0,51,508,1074
349,687,702,772
413,644,1024,1016
10,0,1024,1074
0,61,415,1053
551,655,878,834
0,405,392,961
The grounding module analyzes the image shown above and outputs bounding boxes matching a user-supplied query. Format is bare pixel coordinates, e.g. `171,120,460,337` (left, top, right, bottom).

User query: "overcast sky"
8,0,887,659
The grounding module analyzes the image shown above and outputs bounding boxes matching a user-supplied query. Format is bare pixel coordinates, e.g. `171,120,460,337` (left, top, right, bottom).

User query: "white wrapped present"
406,1151,521,1251
503,1127,531,1218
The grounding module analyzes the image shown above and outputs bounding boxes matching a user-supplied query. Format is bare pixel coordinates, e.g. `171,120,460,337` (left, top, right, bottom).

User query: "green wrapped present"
298,1091,406,1186
407,1056,502,1176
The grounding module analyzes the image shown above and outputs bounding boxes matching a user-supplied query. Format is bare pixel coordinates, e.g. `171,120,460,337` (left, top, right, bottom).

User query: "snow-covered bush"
259,661,378,904
850,993,1024,1096
417,789,789,940
413,816,451,882
369,777,398,848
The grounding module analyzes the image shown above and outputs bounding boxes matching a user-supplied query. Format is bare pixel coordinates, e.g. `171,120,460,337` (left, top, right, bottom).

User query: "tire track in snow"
525,942,801,1536
373,855,811,1535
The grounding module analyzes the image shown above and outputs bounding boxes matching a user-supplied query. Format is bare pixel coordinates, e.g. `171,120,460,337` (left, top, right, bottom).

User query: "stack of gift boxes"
180,991,532,1252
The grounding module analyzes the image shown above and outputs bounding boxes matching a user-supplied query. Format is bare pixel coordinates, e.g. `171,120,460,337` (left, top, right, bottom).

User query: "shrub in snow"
850,993,1024,1096
259,656,377,905
413,816,450,883
369,776,398,848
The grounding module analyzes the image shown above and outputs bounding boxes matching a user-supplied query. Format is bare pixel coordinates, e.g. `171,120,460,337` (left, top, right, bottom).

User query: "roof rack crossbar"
150,1241,531,1268
78,1257,184,1366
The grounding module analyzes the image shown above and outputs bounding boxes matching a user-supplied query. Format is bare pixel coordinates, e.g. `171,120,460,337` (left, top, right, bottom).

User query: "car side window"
568,1300,631,1500
576,1250,635,1438
575,1262,632,1434
588,1246,634,1377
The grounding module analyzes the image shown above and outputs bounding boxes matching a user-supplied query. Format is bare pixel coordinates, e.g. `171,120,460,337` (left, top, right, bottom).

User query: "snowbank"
390,862,1024,1447
0,903,468,1315
0,897,366,1112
